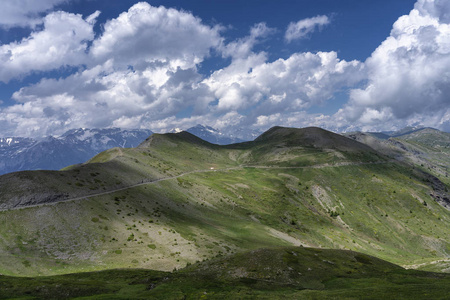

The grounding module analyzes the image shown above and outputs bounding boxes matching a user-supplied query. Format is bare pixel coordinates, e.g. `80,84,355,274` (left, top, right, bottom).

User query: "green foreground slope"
1,247,449,299
0,127,449,277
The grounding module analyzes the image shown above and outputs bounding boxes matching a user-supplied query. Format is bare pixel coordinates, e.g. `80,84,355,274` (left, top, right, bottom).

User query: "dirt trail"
1,161,392,212
243,160,393,169
402,259,450,270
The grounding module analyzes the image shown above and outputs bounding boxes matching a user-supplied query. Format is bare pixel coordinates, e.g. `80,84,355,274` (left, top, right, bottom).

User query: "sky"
0,0,449,138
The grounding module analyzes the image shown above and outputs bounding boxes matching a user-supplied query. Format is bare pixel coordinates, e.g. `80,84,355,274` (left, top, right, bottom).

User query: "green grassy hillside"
393,128,450,185
0,127,448,277
345,128,450,187
396,128,450,147
1,247,449,299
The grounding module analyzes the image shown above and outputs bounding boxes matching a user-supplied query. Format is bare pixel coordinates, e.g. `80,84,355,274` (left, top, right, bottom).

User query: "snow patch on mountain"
0,125,262,175
185,125,246,145
0,128,153,175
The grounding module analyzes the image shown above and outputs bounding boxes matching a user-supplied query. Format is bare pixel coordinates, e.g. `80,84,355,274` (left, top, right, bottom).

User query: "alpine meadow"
1,0,450,299
0,127,449,298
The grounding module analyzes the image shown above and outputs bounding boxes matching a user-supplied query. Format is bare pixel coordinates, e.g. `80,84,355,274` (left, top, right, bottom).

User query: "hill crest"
254,126,377,153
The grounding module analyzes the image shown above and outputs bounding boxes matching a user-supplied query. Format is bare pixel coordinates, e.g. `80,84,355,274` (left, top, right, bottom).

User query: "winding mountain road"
1,160,393,212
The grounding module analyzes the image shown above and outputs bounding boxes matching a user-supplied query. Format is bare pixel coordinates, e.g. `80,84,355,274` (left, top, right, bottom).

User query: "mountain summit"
256,126,376,152
183,124,245,145
0,128,153,175
0,125,248,175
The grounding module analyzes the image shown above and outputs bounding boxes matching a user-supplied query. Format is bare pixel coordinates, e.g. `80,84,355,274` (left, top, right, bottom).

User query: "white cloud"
415,0,450,23
3,59,209,136
0,2,225,136
204,51,364,115
0,2,223,82
0,11,99,83
221,22,275,59
2,46,364,137
90,2,223,69
285,15,330,43
0,3,364,137
337,0,450,131
5,0,450,138
0,0,69,28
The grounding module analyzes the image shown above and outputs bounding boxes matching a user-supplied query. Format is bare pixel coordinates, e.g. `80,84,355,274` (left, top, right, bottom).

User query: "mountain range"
177,124,247,145
0,125,255,175
0,128,153,175
1,124,448,177
0,125,449,298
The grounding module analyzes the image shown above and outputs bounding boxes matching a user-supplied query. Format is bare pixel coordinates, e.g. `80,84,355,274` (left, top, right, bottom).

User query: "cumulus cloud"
0,11,99,83
220,22,275,59
204,51,364,116
0,2,365,138
90,2,223,69
337,0,450,131
0,2,222,136
0,0,69,28
415,0,450,23
5,0,449,138
0,2,222,82
285,15,330,43
1,22,363,137
4,58,212,136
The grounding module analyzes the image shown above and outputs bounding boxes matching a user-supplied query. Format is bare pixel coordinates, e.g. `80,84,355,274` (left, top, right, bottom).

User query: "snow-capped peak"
170,128,183,133
0,128,153,175
185,124,244,145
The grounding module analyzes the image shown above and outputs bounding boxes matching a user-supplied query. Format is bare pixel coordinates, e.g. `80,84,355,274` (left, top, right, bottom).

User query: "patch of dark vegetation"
1,247,448,299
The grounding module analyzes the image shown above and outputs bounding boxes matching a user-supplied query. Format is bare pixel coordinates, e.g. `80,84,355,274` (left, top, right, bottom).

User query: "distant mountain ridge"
0,125,446,175
170,124,256,145
0,125,252,175
185,124,245,145
0,128,153,175
387,126,431,137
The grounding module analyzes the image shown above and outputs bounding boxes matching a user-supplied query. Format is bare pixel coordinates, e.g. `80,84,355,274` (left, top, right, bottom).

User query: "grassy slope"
0,127,448,277
1,247,449,299
345,128,450,186
393,128,450,186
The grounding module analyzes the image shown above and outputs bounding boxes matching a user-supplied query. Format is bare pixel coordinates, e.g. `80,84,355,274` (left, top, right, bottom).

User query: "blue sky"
0,0,449,138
